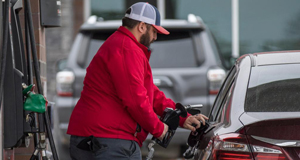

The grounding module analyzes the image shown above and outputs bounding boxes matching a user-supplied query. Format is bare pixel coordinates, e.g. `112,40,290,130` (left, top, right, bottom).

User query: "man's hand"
183,114,208,132
158,123,168,141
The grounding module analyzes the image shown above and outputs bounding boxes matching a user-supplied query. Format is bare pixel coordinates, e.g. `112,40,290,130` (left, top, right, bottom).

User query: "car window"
209,66,237,122
83,32,114,68
216,82,235,124
85,39,104,68
245,63,300,112
81,30,203,69
149,30,200,68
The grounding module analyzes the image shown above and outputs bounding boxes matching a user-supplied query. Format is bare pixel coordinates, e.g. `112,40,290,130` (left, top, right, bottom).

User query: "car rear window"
84,32,113,68
245,64,300,112
84,30,200,69
149,30,199,68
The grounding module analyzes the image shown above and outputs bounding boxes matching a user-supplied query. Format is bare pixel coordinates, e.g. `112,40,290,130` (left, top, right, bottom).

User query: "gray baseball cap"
125,2,169,35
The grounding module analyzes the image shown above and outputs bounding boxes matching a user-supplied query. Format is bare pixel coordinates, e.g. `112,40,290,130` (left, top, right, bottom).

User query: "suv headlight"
207,68,226,95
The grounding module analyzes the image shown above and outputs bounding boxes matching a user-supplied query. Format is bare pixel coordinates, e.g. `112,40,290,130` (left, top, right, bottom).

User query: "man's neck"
124,26,140,43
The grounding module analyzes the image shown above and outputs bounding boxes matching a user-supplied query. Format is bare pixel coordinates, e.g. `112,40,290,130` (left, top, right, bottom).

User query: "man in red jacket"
67,2,208,160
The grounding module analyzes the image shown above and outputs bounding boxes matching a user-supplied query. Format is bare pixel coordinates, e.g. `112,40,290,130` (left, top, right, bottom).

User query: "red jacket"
67,26,188,146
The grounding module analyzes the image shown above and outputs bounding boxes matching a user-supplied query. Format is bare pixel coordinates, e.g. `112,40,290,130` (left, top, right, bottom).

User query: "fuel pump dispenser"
1,0,59,159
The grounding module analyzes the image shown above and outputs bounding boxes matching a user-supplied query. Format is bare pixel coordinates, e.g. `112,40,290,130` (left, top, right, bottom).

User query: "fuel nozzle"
153,103,187,148
147,103,188,160
22,83,47,113
185,104,203,115
183,119,211,159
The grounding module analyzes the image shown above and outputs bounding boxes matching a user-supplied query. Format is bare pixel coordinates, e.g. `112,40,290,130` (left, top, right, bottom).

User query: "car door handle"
153,76,173,87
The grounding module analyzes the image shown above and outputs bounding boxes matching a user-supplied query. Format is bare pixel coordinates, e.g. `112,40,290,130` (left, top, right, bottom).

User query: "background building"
47,0,300,102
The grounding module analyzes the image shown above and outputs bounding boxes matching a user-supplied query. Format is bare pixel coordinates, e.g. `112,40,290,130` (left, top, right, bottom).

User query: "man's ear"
137,22,147,34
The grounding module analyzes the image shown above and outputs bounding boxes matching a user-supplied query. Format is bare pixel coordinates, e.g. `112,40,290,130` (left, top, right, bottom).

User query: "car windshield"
245,64,300,112
149,30,198,68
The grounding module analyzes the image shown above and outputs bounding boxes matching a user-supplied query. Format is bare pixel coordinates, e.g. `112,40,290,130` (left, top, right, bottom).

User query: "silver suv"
54,15,226,158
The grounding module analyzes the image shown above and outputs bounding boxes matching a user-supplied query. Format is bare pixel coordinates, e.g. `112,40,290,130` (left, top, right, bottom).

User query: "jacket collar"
117,26,151,60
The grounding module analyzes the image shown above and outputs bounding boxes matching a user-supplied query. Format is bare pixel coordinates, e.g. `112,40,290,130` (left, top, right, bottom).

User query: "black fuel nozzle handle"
151,103,188,148
184,122,205,159
183,121,210,159
187,120,210,147
175,103,188,118
191,123,198,128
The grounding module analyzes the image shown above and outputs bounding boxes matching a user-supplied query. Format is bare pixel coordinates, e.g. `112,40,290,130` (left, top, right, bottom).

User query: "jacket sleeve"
152,83,190,127
106,48,164,138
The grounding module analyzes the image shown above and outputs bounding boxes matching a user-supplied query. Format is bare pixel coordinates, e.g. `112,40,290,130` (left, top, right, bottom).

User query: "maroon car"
185,51,300,160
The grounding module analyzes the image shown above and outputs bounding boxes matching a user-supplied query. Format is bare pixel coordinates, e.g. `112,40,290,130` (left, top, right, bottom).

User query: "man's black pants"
69,136,141,160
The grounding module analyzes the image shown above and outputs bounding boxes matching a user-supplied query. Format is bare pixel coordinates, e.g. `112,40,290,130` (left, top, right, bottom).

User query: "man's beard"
140,30,153,48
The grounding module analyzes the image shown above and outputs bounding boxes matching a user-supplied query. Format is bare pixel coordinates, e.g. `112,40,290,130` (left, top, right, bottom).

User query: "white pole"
232,0,239,58
84,0,91,21
157,0,166,19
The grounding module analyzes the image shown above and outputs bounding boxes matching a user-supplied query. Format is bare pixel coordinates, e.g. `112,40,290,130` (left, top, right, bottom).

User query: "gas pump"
0,0,59,159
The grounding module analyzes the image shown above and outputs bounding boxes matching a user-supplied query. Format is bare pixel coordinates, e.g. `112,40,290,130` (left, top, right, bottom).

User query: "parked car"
185,51,300,160
54,14,226,158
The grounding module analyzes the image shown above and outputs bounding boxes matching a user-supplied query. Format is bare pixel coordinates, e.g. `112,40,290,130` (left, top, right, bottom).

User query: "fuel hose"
0,0,11,108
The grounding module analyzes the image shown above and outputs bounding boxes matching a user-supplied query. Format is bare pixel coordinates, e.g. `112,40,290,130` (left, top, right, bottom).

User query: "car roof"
80,19,205,31
239,50,300,66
